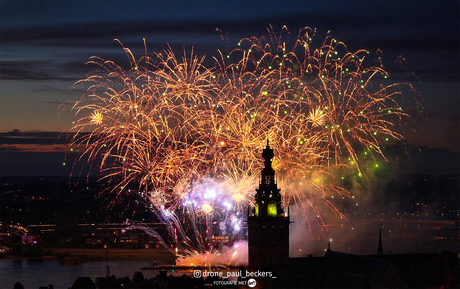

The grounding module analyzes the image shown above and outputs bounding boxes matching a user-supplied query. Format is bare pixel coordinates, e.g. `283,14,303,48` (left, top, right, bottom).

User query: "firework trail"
70,27,413,263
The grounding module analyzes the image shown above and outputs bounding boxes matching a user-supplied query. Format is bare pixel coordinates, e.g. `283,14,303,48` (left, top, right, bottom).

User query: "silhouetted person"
13,282,24,289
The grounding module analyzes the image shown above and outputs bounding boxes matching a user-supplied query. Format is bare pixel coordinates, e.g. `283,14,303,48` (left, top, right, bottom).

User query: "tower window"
268,202,277,217
264,175,272,185
255,203,259,216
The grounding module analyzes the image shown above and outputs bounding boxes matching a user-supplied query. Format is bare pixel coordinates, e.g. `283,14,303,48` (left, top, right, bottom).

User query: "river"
0,258,177,289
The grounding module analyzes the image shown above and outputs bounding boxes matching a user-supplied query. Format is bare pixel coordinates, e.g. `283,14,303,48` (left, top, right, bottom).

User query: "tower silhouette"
247,140,290,270
377,226,384,256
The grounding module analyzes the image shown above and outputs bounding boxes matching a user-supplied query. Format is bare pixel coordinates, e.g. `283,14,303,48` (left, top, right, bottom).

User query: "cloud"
2,2,457,83
0,130,96,176
0,60,75,81
0,145,24,151
0,143,67,153
40,101,66,105
0,130,78,146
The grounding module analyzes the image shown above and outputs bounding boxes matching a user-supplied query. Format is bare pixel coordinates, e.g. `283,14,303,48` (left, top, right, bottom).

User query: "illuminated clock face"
268,202,277,217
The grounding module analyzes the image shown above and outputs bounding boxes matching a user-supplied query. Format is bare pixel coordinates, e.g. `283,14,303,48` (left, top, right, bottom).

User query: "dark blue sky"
0,1,458,175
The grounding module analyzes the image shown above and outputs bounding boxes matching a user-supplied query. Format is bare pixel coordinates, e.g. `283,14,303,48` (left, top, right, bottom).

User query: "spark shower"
70,26,415,266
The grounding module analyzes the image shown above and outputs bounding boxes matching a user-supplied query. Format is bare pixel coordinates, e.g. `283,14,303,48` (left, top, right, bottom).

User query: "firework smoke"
70,26,414,264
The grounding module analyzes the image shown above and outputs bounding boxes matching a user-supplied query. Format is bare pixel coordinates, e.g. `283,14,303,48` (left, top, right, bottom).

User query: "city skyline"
1,4,459,288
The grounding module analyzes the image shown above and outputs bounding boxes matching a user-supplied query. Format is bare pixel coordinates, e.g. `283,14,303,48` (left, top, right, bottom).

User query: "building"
246,142,458,288
247,140,290,271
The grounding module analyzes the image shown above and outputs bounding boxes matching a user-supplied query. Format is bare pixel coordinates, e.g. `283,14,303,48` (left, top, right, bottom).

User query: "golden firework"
70,26,413,233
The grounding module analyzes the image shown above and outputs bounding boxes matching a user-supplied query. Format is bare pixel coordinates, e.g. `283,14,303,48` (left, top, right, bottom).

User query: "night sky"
0,1,458,176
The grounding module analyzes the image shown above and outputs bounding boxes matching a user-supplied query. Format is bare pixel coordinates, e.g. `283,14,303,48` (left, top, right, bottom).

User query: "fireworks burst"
70,26,413,263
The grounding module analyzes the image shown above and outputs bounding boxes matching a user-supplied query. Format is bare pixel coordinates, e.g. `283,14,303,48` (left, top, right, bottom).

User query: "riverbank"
1,254,57,260
2,248,176,266
54,248,176,266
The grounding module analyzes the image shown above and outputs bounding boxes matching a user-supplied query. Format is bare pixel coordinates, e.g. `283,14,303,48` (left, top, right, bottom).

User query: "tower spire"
377,226,384,256
253,140,283,217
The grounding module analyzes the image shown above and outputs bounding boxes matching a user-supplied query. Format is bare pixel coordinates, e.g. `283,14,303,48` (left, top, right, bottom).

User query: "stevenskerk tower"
247,140,290,271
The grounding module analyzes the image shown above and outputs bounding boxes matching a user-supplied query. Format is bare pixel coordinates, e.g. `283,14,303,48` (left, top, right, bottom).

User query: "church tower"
247,140,290,270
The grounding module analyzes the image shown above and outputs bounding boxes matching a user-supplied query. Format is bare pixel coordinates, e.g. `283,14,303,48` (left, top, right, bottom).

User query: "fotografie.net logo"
248,278,257,287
